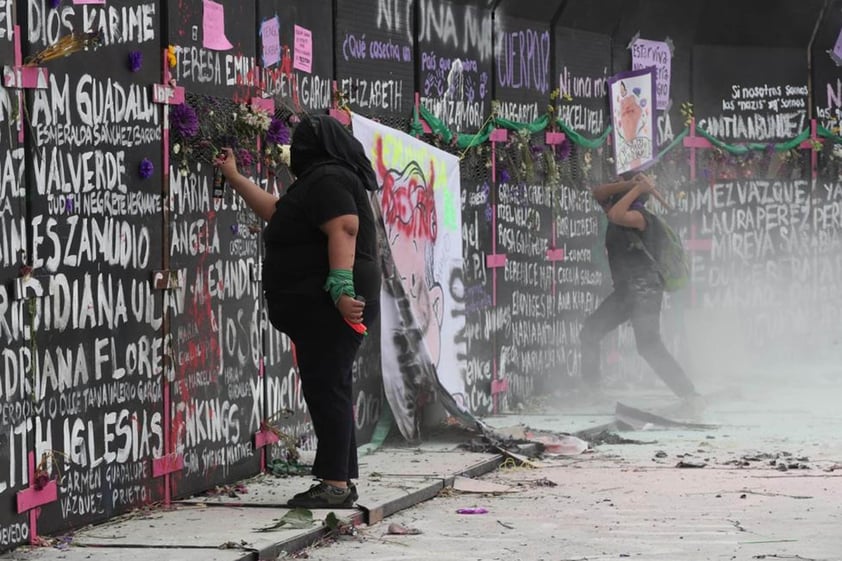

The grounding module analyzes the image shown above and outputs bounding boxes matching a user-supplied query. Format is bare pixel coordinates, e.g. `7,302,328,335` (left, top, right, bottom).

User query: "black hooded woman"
215,114,380,508
581,173,701,408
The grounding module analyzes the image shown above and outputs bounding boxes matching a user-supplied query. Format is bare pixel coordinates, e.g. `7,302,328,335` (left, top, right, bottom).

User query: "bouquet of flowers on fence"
169,94,291,177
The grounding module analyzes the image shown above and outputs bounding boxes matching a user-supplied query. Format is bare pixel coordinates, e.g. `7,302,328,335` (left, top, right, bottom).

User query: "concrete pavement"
3,379,841,561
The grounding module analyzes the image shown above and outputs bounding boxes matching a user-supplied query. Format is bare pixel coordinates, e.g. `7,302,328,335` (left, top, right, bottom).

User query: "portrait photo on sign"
608,67,657,175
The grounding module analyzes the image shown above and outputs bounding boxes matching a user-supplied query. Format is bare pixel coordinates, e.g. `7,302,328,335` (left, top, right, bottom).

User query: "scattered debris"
576,429,649,446
654,450,668,458
615,402,718,430
739,490,813,500
497,520,515,530
533,477,558,488
495,446,543,469
325,512,356,536
218,540,254,551
676,460,707,468
525,432,589,455
204,483,249,498
728,519,748,533
267,459,311,478
257,508,315,531
387,522,422,535
751,554,816,560
453,476,516,494
456,507,489,514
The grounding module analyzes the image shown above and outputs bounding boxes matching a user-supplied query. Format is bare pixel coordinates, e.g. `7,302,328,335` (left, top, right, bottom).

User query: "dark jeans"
268,290,379,481
580,285,696,398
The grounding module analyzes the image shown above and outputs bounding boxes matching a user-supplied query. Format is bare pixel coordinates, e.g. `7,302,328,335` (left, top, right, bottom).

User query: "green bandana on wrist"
323,269,355,304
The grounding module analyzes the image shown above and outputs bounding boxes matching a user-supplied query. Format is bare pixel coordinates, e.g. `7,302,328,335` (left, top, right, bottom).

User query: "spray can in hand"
212,166,226,199
344,295,368,336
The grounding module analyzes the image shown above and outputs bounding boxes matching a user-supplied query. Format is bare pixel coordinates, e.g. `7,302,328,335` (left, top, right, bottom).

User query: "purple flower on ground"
499,169,511,184
128,51,143,72
266,118,290,145
558,138,572,161
170,103,199,138
139,158,154,179
237,149,254,169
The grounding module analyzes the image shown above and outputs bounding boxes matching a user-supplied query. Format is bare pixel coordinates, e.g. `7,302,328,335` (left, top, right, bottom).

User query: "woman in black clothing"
215,115,380,508
581,173,699,403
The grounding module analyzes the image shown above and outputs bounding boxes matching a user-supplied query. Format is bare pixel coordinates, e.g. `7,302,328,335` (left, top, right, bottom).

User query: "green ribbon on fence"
556,120,612,149
693,127,811,154
414,102,838,154
653,128,690,162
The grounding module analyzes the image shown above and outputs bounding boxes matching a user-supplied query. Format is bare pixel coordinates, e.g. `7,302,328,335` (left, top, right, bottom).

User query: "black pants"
268,291,379,481
580,285,696,398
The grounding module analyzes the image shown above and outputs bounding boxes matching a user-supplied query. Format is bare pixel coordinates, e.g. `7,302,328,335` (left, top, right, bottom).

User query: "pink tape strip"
152,454,184,478
545,131,566,145
546,248,565,262
491,379,509,395
329,108,351,125
254,429,281,449
485,254,507,269
489,128,508,142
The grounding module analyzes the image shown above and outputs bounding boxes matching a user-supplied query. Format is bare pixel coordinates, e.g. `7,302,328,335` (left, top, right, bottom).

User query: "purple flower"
558,138,572,161
138,158,154,179
499,169,511,184
237,149,254,169
266,118,290,145
128,51,143,72
170,103,199,138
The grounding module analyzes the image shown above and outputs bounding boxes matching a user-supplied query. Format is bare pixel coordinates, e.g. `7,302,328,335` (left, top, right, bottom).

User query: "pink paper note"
203,0,233,51
293,25,312,73
261,16,281,67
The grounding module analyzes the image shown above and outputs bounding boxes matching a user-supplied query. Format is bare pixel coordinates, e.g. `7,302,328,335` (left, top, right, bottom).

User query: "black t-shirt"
263,163,381,302
604,208,663,289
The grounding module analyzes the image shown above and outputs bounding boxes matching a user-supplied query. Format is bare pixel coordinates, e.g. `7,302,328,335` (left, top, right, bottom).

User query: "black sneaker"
287,482,355,509
348,482,358,503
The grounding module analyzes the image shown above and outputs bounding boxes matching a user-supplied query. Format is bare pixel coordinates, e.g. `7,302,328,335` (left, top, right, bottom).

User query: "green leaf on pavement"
324,512,340,531
256,508,314,532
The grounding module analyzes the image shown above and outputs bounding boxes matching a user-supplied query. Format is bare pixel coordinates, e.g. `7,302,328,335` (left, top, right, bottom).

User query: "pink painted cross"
17,451,58,544
488,128,510,414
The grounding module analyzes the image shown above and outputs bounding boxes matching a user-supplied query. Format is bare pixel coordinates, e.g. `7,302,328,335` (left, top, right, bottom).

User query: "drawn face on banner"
610,72,655,175
618,82,644,142
374,136,445,365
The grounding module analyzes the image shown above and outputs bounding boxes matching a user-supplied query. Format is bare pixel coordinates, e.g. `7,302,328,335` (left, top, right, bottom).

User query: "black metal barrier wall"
0,0,840,548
